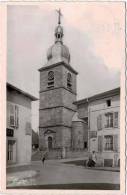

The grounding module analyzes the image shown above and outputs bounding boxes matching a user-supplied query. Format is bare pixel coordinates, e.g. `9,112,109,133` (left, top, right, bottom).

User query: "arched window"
48,71,54,88
67,72,72,89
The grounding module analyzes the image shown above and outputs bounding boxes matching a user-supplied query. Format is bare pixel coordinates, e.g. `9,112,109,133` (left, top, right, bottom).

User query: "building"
74,88,120,167
32,130,39,149
38,11,120,165
6,83,37,165
39,12,79,153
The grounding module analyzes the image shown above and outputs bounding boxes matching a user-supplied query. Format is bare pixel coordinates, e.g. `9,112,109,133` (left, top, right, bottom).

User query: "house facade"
7,83,37,165
74,88,120,167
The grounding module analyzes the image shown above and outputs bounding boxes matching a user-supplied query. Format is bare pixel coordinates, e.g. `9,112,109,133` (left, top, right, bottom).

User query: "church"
39,10,88,156
39,10,120,166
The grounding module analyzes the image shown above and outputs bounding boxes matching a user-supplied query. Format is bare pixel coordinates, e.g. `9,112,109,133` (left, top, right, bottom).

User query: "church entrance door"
48,136,52,150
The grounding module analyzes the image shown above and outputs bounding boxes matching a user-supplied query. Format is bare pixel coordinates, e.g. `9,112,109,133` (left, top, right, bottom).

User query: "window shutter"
10,104,15,127
25,122,32,135
100,115,102,129
97,115,102,130
98,136,103,152
113,134,118,152
15,105,19,128
113,112,118,128
7,103,10,127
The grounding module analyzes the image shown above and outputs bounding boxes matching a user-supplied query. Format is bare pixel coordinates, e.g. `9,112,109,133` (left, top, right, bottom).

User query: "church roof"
47,41,70,66
45,9,70,66
38,61,78,75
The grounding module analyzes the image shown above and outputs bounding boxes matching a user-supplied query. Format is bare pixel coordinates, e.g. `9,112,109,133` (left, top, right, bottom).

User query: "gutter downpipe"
87,98,90,156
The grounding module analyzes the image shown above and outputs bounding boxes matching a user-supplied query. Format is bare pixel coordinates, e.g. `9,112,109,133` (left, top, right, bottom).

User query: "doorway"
48,136,53,150
7,139,16,164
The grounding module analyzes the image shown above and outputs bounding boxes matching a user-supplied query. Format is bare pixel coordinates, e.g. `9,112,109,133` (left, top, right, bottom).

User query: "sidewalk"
84,166,120,172
7,162,32,169
61,158,120,172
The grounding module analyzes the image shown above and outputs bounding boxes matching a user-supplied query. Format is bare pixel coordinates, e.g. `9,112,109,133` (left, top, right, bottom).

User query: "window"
48,71,54,88
9,104,15,127
58,34,60,39
106,99,111,107
104,135,113,150
105,112,113,128
7,103,19,128
67,72,72,89
84,142,87,149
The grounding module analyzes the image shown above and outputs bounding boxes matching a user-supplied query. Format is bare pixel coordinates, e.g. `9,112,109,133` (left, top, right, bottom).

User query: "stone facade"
39,62,77,150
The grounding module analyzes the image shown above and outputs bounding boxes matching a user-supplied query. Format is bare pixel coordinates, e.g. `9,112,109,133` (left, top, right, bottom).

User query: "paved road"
7,159,120,188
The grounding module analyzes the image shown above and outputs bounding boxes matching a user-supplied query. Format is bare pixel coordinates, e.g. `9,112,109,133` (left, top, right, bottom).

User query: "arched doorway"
48,136,52,150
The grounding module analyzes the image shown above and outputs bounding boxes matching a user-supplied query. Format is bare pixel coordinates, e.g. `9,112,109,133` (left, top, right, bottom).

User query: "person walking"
92,151,97,167
41,153,46,166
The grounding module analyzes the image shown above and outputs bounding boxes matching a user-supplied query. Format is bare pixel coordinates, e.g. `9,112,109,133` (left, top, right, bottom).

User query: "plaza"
7,157,120,189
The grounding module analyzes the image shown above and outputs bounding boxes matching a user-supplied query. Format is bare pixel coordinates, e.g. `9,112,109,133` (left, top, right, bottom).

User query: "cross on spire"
56,8,62,25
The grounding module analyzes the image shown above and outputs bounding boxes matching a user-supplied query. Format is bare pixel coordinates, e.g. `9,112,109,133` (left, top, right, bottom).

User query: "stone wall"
40,88,76,111
72,121,88,149
39,126,71,149
39,62,77,150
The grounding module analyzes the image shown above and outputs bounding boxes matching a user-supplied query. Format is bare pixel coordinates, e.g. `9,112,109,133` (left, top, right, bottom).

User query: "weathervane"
56,8,62,25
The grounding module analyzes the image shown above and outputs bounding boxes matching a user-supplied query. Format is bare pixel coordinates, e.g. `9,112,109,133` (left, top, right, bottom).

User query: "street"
7,159,120,190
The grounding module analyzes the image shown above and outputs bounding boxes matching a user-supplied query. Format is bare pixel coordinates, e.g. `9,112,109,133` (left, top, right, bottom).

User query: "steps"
32,149,88,161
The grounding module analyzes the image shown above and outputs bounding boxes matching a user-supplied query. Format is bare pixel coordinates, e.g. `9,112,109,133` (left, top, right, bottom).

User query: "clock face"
48,71,54,80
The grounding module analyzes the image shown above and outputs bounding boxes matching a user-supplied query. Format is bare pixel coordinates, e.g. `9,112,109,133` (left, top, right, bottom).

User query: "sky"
7,3,125,132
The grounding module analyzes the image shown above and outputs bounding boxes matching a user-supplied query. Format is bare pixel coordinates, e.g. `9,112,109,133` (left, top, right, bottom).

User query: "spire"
55,9,64,43
56,8,62,25
46,9,70,65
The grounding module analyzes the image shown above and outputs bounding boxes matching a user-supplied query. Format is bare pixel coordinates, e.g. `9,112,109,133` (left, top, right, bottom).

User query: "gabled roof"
7,83,38,101
74,87,120,105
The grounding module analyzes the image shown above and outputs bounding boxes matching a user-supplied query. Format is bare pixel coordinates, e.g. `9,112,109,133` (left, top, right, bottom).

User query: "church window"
57,34,60,39
48,71,54,88
67,72,72,89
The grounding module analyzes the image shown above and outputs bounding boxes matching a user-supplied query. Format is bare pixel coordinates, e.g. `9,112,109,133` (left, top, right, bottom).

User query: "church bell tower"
39,9,78,150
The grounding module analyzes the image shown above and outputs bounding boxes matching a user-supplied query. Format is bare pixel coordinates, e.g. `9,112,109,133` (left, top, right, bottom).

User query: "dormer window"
67,72,72,89
48,71,54,88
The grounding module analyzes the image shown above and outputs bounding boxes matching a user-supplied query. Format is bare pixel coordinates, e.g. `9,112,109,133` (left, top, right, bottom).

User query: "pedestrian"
91,151,97,167
41,153,46,166
87,153,93,167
